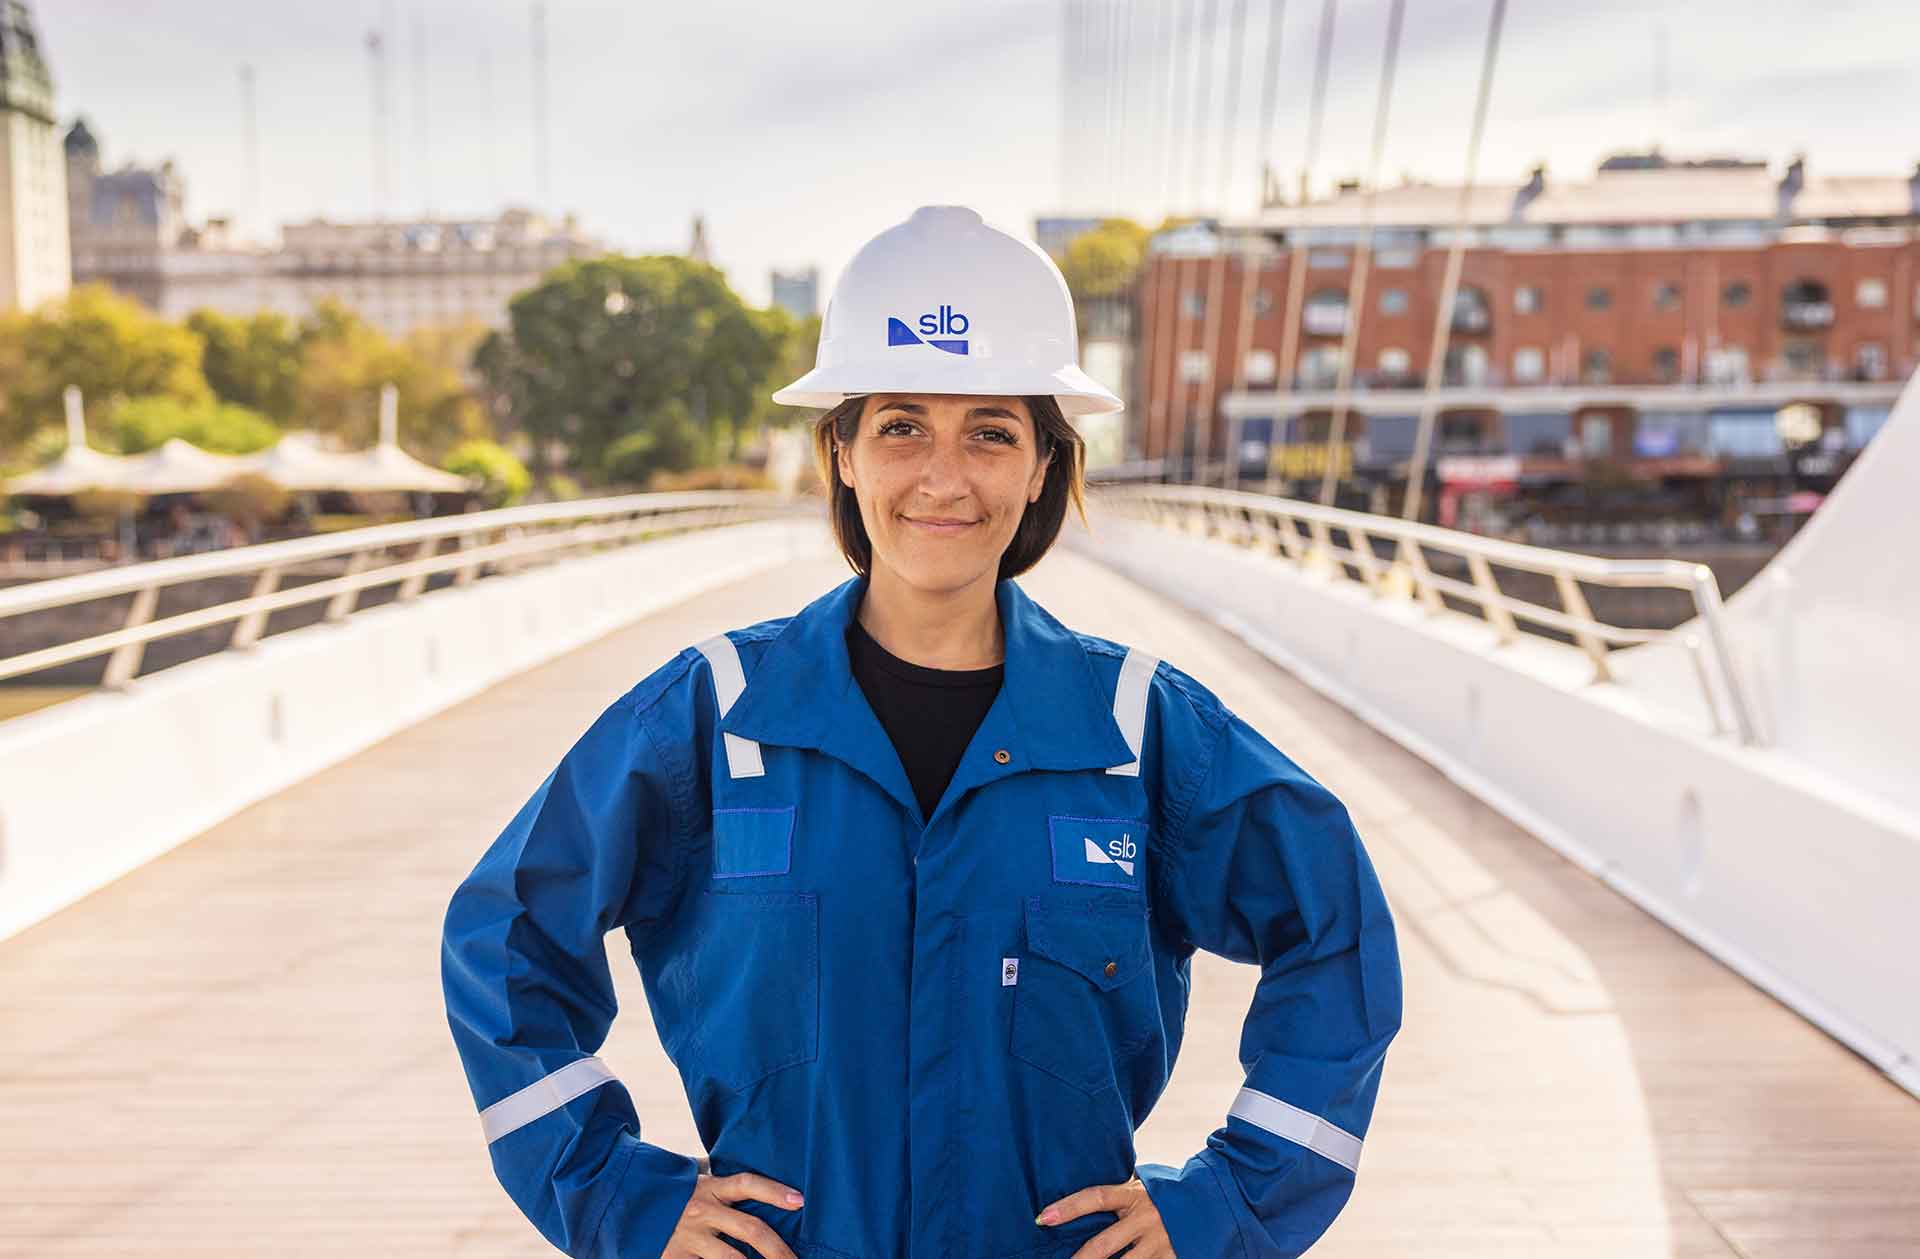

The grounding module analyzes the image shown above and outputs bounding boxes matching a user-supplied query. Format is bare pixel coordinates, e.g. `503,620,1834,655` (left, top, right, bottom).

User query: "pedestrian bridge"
2,394,1918,1256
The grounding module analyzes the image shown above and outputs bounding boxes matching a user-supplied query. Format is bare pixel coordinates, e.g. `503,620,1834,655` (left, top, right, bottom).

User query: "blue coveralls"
441,573,1402,1259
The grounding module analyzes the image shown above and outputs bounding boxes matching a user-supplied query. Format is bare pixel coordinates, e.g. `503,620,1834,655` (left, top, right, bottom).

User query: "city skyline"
34,0,1920,309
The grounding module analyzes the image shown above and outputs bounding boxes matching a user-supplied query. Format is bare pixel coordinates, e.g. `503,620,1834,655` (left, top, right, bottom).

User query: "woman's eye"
878,420,916,436
977,427,1016,444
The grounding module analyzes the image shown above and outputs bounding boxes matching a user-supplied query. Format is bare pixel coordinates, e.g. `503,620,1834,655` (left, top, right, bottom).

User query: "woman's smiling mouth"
902,515,981,534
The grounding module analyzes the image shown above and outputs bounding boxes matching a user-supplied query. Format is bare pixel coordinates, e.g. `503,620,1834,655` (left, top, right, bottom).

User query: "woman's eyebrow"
874,402,1024,424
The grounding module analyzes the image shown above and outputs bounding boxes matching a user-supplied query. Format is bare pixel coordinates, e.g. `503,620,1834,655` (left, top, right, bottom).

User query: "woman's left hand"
1035,1174,1176,1258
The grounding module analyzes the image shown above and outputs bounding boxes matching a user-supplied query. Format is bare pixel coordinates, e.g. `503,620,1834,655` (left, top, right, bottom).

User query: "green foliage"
442,438,530,508
292,301,486,457
540,472,582,501
478,255,786,480
1060,219,1151,302
600,399,701,485
186,308,303,421
0,284,210,449
106,395,281,454
744,306,822,432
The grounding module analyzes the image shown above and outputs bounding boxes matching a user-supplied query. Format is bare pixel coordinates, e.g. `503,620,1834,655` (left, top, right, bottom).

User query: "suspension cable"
1401,0,1509,524
1318,0,1406,506
1270,0,1338,492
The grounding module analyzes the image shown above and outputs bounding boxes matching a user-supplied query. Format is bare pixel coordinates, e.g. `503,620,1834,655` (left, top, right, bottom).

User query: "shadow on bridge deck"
0,546,1913,1257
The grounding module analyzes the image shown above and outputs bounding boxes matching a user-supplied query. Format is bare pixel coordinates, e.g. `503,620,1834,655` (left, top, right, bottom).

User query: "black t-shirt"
846,617,1004,823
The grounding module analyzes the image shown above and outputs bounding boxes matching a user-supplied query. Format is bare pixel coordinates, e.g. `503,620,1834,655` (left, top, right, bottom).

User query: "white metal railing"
1096,483,1761,746
0,491,810,690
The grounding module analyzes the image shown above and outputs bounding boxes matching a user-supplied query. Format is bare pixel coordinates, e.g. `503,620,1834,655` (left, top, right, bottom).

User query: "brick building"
1136,151,1916,535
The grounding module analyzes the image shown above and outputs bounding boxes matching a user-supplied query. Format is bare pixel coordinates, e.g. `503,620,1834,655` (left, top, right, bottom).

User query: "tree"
186,308,302,421
743,307,822,435
107,395,280,454
1060,219,1152,303
479,255,784,481
442,438,530,508
295,301,486,457
0,283,210,449
601,400,701,485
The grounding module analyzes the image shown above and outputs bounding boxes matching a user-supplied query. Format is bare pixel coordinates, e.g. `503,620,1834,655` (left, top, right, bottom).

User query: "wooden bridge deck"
2,546,1914,1257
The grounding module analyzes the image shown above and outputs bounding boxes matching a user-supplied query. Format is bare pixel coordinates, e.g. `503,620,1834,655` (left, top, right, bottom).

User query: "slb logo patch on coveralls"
1048,815,1145,890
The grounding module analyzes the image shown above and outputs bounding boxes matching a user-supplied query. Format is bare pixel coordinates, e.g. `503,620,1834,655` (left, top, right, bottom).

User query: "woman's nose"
915,438,970,494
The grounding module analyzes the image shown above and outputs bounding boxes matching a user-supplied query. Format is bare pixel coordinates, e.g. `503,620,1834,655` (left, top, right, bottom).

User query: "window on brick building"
1653,282,1681,312
1512,346,1545,383
1582,348,1613,383
1379,288,1408,315
1181,290,1205,318
1585,286,1612,311
1178,350,1210,382
1652,346,1681,382
1252,288,1274,315
1857,278,1888,309
1856,342,1888,380
1377,346,1412,377
1705,345,1750,385
1722,280,1752,308
1243,349,1277,385
1513,285,1542,314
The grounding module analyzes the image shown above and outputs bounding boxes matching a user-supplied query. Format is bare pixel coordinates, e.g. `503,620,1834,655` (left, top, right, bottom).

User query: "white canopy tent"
4,386,478,498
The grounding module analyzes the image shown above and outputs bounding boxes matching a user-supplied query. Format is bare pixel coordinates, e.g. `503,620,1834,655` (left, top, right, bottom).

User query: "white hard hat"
772,204,1123,418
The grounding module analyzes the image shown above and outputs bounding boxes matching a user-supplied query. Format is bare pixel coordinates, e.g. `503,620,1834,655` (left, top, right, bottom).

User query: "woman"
441,206,1402,1259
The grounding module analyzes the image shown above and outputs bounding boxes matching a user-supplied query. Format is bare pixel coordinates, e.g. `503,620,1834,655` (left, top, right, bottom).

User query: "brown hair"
810,393,1089,580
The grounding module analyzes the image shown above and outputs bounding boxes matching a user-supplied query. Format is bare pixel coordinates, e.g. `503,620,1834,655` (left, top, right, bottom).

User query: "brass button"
993,748,1011,764
1103,960,1117,977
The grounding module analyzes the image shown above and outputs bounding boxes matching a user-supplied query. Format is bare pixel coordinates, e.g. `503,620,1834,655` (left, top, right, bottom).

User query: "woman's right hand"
663,1161,805,1259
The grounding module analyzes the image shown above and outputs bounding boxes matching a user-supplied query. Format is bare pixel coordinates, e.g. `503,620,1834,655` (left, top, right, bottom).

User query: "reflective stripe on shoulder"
695,633,765,779
1105,645,1159,776
479,1056,619,1144
1228,1085,1363,1173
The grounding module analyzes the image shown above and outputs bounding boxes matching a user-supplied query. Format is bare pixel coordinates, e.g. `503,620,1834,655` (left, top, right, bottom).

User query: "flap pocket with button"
1023,898,1150,990
1010,897,1159,1096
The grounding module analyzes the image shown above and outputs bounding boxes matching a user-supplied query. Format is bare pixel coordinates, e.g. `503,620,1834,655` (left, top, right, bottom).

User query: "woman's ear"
1028,444,1053,502
835,437,854,489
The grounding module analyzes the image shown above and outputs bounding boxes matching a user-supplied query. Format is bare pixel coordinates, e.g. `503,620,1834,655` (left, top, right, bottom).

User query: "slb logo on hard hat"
886,306,970,356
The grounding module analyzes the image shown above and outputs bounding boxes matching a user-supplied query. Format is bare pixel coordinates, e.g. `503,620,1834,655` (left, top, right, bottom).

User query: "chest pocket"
1010,896,1158,1096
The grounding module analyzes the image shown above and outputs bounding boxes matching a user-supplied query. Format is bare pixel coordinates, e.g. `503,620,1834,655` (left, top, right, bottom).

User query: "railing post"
325,550,371,622
1397,537,1445,614
1682,632,1728,738
1271,511,1304,564
451,532,483,586
397,537,438,601
1466,552,1516,645
101,582,160,689
1692,564,1762,746
1303,518,1337,578
1350,526,1384,592
230,565,284,648
1553,569,1613,682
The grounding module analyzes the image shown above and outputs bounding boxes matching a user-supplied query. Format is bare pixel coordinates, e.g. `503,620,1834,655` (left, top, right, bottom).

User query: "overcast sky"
37,0,1920,309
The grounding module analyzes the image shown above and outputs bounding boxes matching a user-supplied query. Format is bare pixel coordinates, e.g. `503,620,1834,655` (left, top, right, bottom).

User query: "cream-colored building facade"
0,0,71,312
66,121,602,339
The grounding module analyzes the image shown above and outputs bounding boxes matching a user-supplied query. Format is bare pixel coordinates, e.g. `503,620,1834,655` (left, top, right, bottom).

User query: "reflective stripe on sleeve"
695,633,765,779
1105,646,1159,776
479,1056,619,1144
1228,1085,1364,1172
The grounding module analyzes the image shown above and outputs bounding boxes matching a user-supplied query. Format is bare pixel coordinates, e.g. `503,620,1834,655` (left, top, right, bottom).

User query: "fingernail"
1036,1208,1058,1225
786,1192,804,1206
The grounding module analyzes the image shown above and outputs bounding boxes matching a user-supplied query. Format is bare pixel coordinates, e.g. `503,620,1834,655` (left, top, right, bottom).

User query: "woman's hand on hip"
1036,1174,1175,1259
664,1162,804,1259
